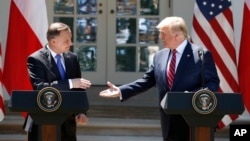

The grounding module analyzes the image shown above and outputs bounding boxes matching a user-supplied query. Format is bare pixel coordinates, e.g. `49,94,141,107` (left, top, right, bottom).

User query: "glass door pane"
76,17,97,72
75,0,107,84
107,0,170,85
50,0,107,84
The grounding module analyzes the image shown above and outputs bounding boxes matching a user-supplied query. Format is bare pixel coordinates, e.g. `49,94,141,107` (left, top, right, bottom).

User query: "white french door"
47,0,171,85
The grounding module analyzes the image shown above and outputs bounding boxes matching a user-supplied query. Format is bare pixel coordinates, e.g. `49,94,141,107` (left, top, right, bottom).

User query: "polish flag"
3,0,48,118
238,0,250,113
0,39,5,122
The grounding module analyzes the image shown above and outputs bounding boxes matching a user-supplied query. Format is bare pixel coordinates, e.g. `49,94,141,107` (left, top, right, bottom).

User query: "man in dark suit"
99,16,220,141
26,22,92,141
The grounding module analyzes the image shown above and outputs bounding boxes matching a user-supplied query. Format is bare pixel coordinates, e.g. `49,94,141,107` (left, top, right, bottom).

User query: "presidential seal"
192,89,217,114
37,87,62,112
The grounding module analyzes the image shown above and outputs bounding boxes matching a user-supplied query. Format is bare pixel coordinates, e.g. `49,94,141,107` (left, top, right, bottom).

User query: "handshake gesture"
99,81,121,98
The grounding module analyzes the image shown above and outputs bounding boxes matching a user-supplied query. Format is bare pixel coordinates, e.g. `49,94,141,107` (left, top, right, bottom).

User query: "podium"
8,87,89,141
161,89,244,141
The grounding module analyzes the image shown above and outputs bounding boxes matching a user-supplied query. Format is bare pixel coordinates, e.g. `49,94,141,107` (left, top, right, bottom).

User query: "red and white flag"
238,0,250,113
191,0,239,128
3,0,48,118
0,39,5,122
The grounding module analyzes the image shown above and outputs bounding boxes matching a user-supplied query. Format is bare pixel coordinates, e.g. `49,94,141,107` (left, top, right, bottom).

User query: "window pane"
54,0,74,14
76,17,97,43
75,45,96,71
77,0,97,15
116,47,136,72
117,0,137,16
139,18,159,44
139,46,159,72
116,18,137,44
140,0,159,15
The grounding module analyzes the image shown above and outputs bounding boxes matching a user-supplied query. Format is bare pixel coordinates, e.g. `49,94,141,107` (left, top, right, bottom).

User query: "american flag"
191,0,239,128
0,39,5,121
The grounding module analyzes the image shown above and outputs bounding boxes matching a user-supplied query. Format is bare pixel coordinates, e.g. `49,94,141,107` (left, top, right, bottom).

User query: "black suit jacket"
119,41,220,140
26,45,84,141
27,45,82,90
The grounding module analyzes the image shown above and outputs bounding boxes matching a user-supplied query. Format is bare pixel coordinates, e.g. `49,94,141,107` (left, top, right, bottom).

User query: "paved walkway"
0,116,230,141
0,134,229,141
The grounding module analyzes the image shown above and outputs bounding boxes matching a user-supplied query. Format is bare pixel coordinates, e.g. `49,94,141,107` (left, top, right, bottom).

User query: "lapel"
41,45,72,80
63,53,71,78
40,45,50,62
163,49,171,87
157,48,171,91
39,46,61,80
50,55,61,79
173,42,193,87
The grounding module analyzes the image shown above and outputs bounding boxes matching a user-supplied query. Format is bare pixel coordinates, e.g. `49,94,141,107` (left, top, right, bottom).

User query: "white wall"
0,0,11,99
173,0,196,31
0,0,11,60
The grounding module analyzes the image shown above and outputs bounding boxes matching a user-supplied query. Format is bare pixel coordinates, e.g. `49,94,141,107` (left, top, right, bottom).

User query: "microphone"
198,48,204,61
45,50,52,86
198,47,205,89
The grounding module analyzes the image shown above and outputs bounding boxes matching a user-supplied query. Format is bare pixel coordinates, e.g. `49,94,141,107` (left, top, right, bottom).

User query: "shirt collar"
46,45,63,58
175,39,187,55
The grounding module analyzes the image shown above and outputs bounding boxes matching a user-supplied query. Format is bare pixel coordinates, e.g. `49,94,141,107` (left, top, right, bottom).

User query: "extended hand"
99,81,121,97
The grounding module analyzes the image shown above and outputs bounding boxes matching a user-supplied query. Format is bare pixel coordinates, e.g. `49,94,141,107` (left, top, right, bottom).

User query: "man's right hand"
72,78,91,89
99,81,121,98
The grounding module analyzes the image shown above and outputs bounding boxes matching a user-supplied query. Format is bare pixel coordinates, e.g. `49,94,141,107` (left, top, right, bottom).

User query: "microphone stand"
198,49,205,89
45,50,52,87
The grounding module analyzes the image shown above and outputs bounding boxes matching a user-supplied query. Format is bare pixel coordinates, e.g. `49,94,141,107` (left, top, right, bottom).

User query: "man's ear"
51,38,56,45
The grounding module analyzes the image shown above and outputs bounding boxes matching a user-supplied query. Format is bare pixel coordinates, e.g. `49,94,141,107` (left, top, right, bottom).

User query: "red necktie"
167,49,177,89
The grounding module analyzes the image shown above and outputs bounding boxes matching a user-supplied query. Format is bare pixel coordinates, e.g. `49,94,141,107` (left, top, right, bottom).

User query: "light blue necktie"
55,54,65,80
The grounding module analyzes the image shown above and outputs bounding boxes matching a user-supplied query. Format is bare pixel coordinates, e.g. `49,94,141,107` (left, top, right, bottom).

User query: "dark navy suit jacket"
119,41,220,140
27,45,82,91
26,45,84,141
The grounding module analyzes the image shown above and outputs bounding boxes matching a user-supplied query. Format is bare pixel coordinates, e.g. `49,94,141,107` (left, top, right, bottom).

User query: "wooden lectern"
161,89,244,141
8,87,89,141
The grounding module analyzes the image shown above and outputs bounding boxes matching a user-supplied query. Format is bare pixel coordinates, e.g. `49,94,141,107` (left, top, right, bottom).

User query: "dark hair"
46,22,71,41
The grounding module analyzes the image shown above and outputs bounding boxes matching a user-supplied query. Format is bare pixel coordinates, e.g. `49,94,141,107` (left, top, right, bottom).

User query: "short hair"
156,16,188,38
46,22,71,41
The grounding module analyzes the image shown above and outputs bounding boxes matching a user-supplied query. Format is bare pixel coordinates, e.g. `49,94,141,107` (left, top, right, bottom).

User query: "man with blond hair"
99,16,220,141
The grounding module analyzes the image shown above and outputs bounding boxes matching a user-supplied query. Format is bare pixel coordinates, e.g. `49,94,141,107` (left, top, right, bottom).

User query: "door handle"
110,9,114,14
